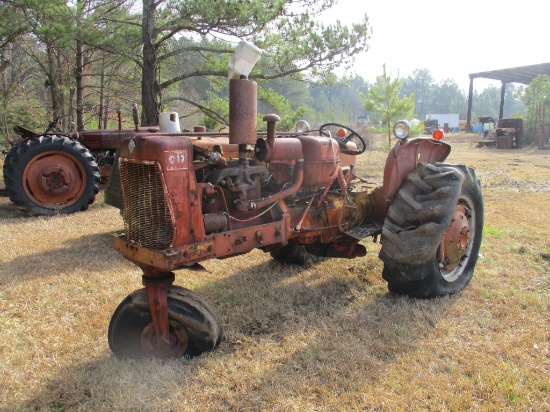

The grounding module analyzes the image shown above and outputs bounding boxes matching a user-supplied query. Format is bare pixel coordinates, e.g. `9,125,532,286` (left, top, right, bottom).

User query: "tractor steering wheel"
318,123,367,155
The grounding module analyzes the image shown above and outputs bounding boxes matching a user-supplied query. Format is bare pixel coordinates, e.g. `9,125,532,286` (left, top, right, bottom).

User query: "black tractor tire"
379,163,483,298
108,286,224,359
3,135,100,215
2,147,16,186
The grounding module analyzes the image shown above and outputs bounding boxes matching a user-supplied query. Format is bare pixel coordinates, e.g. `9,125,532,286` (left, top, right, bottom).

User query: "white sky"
322,0,549,92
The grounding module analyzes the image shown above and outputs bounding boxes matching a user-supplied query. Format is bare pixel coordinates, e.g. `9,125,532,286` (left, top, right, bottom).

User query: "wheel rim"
439,199,474,282
140,321,189,359
22,150,87,207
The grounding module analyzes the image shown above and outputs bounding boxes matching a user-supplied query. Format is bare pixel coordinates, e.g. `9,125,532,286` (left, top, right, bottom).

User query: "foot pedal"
344,222,382,241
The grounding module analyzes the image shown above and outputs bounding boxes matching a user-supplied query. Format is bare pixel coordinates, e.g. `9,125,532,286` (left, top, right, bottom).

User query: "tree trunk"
98,57,105,129
1,50,10,143
76,38,84,131
103,98,110,129
2,106,9,144
69,86,75,132
141,0,159,126
47,43,65,129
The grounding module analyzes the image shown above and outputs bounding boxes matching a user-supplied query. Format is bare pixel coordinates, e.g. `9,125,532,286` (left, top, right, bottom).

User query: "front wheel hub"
141,322,188,359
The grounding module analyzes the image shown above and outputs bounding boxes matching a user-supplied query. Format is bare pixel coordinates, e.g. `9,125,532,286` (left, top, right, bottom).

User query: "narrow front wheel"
108,286,224,359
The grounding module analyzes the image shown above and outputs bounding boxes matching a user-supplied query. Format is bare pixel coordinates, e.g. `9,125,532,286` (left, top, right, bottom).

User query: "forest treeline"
1,0,546,146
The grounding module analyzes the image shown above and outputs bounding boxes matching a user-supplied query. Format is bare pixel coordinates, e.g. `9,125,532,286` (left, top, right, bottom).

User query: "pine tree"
361,65,415,146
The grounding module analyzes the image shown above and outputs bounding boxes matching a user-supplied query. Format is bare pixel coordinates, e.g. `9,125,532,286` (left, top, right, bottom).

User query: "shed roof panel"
469,62,550,84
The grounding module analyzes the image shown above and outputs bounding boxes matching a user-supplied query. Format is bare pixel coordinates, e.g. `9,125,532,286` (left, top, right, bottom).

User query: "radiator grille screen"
120,160,174,249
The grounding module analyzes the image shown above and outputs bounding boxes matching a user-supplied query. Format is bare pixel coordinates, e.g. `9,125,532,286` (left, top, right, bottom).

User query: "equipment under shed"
466,62,550,134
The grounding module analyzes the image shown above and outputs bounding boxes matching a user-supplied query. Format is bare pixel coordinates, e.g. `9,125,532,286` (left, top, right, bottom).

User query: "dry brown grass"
1,134,549,411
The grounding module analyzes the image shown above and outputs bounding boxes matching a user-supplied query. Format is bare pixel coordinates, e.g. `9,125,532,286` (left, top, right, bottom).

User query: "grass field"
1,134,549,411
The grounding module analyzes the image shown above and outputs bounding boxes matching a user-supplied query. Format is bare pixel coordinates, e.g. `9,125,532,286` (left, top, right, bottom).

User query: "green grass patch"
483,225,504,238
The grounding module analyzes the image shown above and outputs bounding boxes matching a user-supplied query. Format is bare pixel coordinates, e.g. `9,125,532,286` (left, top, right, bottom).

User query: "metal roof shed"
466,62,550,132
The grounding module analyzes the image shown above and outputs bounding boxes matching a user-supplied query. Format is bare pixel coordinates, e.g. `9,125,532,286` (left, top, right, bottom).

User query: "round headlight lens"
393,120,411,140
295,120,310,133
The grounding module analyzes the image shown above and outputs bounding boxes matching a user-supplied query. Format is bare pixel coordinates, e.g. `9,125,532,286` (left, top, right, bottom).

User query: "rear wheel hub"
39,165,72,194
439,204,471,273
23,151,86,206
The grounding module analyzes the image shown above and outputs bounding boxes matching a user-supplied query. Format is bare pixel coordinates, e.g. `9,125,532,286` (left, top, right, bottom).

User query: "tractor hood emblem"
128,139,136,154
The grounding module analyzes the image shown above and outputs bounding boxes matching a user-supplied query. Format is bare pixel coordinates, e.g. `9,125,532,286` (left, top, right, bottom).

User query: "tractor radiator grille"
119,159,174,249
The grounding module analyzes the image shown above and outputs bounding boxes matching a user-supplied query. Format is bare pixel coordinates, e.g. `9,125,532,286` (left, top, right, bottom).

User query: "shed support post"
466,76,474,132
499,81,506,120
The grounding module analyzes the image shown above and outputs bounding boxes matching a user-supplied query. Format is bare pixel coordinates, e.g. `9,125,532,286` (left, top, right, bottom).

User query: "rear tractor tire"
3,135,100,215
108,286,224,359
379,163,483,298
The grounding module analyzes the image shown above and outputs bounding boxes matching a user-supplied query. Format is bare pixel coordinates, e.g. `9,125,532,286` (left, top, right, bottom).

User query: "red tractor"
2,106,158,215
105,48,484,359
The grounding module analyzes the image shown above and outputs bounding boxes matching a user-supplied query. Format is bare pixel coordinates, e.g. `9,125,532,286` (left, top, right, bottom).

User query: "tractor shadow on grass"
0,196,33,218
0,188,111,219
10,252,458,411
201,255,458,393
0,230,127,287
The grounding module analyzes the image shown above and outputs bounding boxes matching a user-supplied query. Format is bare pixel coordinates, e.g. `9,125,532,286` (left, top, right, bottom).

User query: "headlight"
295,120,310,133
393,120,411,140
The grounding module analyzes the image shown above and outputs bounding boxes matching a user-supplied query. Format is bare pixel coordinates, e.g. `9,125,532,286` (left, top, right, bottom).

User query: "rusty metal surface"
344,222,382,241
229,78,258,145
140,321,188,359
251,160,303,211
495,118,523,148
113,218,289,271
296,136,341,187
255,136,302,162
382,137,451,202
23,150,86,207
263,114,281,142
114,131,448,278
203,213,228,234
143,279,171,345
140,273,189,358
439,204,471,271
349,184,386,222
119,134,205,248
79,127,159,150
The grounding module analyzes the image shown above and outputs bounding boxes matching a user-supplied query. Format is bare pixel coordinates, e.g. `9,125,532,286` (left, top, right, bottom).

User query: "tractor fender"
382,137,451,203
